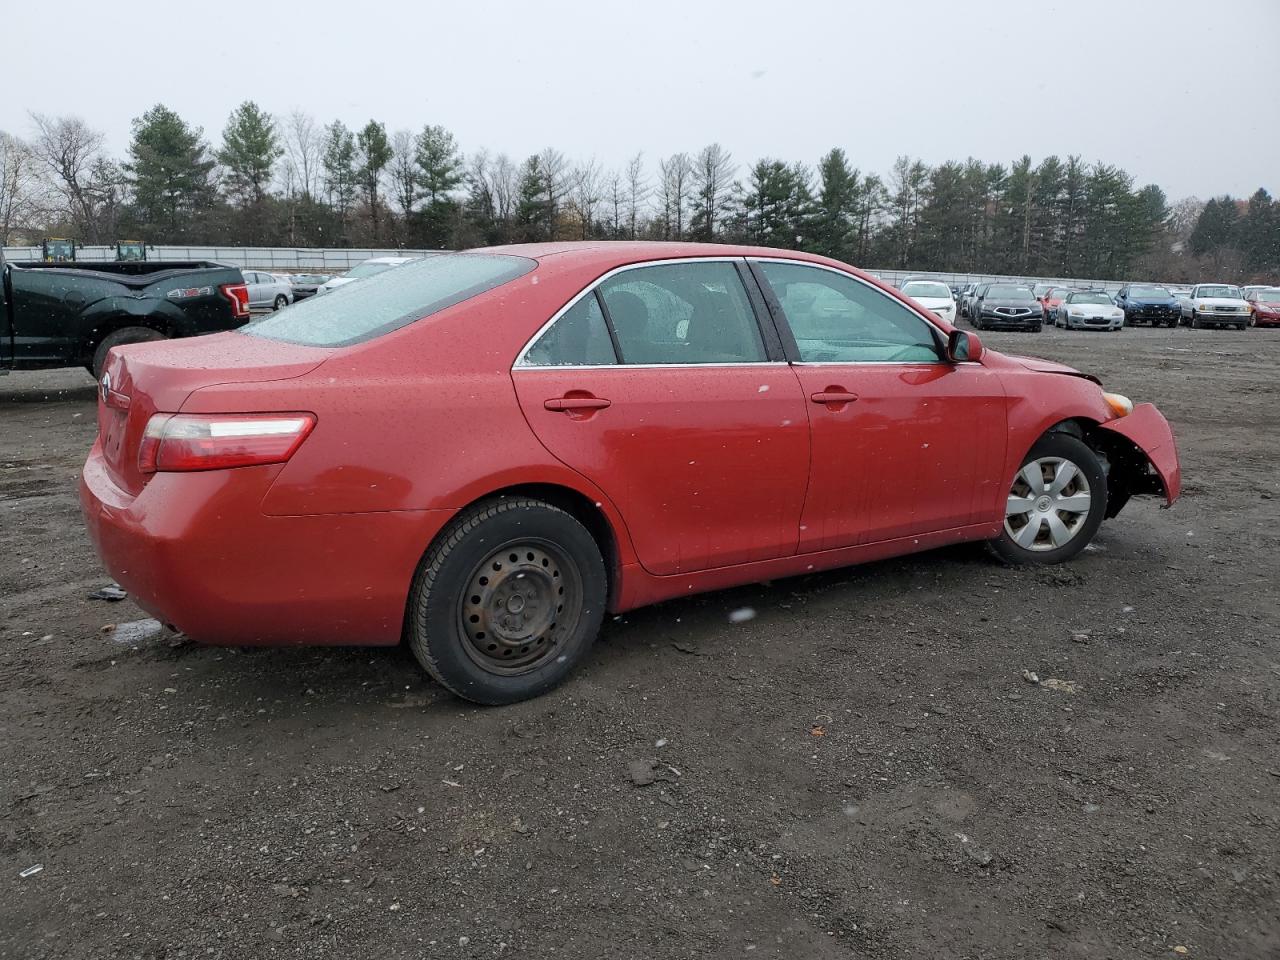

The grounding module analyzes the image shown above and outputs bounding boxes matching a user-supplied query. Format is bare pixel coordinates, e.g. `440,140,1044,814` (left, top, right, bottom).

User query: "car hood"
1195,297,1247,308
911,296,954,309
1126,297,1177,306
982,298,1040,309
1005,353,1102,385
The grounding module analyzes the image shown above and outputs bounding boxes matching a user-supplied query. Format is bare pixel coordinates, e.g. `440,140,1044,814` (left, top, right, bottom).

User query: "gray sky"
5,0,1276,200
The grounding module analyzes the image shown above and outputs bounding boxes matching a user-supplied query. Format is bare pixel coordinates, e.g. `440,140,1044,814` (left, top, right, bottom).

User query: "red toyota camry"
81,243,1181,704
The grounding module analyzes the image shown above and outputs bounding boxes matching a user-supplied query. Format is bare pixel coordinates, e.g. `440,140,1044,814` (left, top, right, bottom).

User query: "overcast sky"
4,0,1276,201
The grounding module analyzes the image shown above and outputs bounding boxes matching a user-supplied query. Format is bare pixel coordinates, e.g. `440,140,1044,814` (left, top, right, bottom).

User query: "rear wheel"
273,294,288,311
989,433,1107,565
90,326,167,380
406,497,607,705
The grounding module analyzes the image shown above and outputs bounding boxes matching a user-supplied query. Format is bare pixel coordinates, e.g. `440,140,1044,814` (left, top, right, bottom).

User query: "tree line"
1,102,1276,282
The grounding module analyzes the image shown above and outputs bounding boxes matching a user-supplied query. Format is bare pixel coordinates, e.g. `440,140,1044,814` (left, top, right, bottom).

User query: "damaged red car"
81,243,1181,704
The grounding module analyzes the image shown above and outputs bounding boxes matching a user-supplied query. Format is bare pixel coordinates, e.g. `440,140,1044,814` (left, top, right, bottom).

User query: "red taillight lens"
138,413,316,473
220,282,251,319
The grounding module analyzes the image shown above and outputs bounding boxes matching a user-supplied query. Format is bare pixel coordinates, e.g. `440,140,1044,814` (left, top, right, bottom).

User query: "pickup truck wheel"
989,433,1107,566
407,497,607,705
91,326,167,380
1190,312,1202,329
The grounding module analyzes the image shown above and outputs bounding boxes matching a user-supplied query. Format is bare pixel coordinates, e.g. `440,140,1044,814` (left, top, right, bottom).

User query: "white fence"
1,244,1146,292
0,245,445,273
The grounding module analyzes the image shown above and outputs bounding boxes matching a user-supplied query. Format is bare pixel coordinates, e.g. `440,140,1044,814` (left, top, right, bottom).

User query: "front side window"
596,262,766,364
521,292,617,366
244,253,535,347
757,261,943,363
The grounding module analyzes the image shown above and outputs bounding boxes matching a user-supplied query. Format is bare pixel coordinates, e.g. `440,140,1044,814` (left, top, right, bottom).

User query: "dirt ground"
2,325,1278,960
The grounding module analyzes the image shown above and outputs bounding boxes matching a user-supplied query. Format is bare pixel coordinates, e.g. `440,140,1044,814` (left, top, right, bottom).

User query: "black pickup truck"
0,258,251,378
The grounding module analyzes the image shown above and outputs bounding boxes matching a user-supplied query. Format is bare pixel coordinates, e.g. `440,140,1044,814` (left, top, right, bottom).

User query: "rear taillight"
138,413,316,473
220,282,251,319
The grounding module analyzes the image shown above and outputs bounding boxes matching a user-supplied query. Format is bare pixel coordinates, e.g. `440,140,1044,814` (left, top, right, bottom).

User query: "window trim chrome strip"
513,256,766,369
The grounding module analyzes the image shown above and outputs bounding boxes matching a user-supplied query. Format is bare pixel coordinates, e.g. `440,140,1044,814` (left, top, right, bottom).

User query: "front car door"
750,259,1008,551
511,258,811,576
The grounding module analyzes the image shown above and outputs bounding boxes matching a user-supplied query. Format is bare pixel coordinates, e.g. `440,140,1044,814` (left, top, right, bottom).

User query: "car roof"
470,241,858,276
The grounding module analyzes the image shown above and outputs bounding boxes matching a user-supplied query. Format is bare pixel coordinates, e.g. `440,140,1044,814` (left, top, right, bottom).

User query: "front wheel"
989,433,1107,565
407,497,607,705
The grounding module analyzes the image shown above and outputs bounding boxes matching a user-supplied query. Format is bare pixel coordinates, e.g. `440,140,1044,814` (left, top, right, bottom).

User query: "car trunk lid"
97,332,331,495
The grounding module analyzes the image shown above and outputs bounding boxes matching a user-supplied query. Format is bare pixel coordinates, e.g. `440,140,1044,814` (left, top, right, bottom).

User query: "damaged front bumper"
1097,402,1181,513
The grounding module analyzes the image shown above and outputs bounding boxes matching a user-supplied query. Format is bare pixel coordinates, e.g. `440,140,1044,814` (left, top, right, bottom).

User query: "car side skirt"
612,521,1000,613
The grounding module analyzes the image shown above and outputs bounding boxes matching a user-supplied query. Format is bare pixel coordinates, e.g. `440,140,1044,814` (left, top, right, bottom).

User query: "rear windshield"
243,253,535,347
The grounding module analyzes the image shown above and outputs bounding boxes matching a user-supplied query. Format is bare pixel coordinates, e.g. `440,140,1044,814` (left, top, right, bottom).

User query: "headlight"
1103,392,1133,418
1068,308,1084,316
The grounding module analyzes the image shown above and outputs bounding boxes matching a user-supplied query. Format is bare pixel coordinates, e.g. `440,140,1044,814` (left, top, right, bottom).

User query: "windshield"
1130,285,1170,298
1047,288,1073,299
1197,285,1239,298
243,253,536,347
1069,292,1113,305
345,261,402,280
987,284,1035,299
1255,288,1280,302
901,281,952,299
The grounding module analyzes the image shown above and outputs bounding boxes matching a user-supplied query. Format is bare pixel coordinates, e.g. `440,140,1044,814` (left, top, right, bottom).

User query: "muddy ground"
1,325,1278,959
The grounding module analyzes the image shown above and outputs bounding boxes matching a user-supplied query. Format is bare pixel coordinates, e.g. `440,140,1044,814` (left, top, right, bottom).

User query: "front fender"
1098,403,1181,505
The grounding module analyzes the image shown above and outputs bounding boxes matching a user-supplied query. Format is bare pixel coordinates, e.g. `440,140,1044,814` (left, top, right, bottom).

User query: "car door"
750,259,1008,551
511,258,810,576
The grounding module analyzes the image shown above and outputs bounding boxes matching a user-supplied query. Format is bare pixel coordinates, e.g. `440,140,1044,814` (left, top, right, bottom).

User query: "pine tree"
125,104,217,242
321,121,357,240
811,148,858,260
217,101,281,206
356,121,392,241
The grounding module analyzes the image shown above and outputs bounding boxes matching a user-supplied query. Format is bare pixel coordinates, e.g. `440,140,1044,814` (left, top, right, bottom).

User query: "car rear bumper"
80,443,452,646
1098,403,1181,505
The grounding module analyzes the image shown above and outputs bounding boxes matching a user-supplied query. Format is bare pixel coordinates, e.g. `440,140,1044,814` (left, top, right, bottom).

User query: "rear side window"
243,253,535,347
522,293,617,366
596,262,766,364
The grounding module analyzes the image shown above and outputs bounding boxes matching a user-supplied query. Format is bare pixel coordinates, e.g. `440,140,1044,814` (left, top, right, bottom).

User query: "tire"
988,433,1107,566
91,326,167,380
406,497,607,705
1191,311,1202,329
1030,323,1042,332
273,295,288,311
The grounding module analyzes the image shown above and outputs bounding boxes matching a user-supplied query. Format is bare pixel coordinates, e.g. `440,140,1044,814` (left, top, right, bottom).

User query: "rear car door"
751,259,1008,551
511,258,810,576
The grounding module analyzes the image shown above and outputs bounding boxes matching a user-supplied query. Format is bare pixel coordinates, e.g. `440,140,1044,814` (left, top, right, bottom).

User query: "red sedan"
81,243,1182,704
1245,288,1280,327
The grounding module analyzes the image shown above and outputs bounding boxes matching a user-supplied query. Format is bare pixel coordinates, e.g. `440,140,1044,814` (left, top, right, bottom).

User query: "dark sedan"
970,283,1043,332
1115,284,1180,327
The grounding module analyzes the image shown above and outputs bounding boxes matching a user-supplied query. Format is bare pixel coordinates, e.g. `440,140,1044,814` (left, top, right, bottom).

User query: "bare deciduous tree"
0,131,43,245
568,159,603,239
28,113,109,241
389,129,419,219
691,143,735,240
658,152,694,240
282,110,321,201
624,152,649,240
538,148,569,239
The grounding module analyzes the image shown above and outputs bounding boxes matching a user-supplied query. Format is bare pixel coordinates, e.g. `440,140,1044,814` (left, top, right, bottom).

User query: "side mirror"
947,329,983,363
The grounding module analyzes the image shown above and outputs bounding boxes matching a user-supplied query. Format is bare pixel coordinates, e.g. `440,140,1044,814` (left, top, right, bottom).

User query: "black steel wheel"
407,497,606,705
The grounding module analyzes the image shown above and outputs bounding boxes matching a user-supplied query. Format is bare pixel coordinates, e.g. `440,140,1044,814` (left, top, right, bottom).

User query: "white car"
1059,290,1124,331
1179,283,1251,330
898,278,956,323
317,256,421,295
